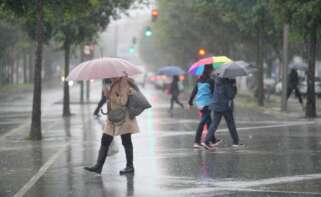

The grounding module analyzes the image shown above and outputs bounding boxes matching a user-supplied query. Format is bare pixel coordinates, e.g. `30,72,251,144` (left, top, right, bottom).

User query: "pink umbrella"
66,57,143,81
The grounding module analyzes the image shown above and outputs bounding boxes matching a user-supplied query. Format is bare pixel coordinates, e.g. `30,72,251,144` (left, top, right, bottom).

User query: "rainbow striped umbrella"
188,56,232,76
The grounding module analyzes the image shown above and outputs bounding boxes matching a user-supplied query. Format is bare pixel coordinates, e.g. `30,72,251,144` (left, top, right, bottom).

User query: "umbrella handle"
100,109,108,115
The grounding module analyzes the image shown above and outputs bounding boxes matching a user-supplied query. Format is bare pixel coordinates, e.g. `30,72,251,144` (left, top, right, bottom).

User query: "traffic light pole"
281,24,289,111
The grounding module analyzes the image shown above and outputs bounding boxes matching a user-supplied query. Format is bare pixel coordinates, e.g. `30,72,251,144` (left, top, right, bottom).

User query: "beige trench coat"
104,76,140,136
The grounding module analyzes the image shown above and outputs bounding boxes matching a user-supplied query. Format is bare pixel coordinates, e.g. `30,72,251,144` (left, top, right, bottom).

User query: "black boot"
119,166,134,175
84,145,108,174
120,145,134,175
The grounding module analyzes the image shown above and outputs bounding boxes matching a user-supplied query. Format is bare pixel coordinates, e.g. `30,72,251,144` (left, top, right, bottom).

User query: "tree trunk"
15,53,20,83
266,58,273,78
10,53,14,84
29,0,44,140
256,27,264,106
23,50,28,83
305,26,317,118
28,47,34,83
0,58,3,83
63,35,71,116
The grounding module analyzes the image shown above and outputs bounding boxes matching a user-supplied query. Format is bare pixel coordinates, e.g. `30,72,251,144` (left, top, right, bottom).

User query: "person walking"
93,78,112,117
202,77,242,149
188,64,222,148
287,68,304,110
168,75,184,116
84,75,139,175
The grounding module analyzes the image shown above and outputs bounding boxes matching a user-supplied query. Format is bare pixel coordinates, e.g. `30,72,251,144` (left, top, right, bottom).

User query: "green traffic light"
145,30,152,37
144,26,152,37
128,47,135,53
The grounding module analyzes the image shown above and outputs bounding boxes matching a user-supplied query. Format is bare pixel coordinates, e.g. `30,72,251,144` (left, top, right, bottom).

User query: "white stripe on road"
13,145,68,197
163,186,321,196
217,121,315,133
0,122,29,141
154,173,321,195
214,173,321,188
152,121,316,137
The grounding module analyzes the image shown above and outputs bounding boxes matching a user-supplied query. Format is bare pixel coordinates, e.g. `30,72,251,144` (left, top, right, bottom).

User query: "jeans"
205,109,239,145
194,106,212,144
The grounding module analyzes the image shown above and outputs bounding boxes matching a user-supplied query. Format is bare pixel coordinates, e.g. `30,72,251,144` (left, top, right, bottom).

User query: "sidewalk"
236,92,321,120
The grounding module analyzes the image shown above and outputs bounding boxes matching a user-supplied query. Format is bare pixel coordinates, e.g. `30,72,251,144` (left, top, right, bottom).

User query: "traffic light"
128,46,135,53
152,9,159,22
144,26,152,37
198,48,206,57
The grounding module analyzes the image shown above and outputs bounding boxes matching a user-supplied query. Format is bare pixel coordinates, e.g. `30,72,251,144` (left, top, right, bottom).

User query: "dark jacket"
210,78,237,112
170,79,180,97
288,69,299,88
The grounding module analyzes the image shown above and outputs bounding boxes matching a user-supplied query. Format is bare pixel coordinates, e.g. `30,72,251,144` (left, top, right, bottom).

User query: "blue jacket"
210,78,237,112
189,77,214,109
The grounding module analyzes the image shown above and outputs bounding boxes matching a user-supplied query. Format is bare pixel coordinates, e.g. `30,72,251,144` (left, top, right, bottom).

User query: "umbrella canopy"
188,56,232,76
216,61,250,78
155,66,185,76
66,57,143,81
289,62,307,70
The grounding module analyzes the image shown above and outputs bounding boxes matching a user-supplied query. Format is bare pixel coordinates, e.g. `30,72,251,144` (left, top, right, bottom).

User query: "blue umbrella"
155,66,185,76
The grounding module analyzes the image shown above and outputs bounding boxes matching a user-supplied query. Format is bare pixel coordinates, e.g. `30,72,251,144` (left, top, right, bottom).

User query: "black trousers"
101,133,133,167
287,86,303,104
170,95,184,110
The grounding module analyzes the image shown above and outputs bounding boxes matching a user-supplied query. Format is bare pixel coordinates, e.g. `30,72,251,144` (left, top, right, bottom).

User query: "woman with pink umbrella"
67,57,148,175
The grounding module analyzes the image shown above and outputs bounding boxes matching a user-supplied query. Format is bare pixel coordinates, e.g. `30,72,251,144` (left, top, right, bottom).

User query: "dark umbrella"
155,66,185,76
289,62,307,70
216,61,251,78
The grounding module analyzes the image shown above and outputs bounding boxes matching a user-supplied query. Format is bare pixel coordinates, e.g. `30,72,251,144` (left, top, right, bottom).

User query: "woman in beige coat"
84,75,139,175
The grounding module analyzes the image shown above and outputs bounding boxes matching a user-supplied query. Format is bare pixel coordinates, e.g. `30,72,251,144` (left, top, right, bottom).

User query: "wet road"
1,82,321,197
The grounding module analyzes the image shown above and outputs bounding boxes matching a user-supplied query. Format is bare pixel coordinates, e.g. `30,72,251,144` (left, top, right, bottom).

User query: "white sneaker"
232,144,244,148
210,139,223,146
193,143,202,149
201,142,216,150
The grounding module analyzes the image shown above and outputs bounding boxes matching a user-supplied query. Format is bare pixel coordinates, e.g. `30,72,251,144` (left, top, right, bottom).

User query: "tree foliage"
270,0,321,118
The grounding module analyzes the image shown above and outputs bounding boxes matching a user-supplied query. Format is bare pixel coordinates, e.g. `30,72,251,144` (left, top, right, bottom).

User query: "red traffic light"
198,48,206,57
152,9,159,17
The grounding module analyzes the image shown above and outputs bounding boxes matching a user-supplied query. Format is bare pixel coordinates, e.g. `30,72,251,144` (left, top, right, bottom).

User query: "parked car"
299,77,321,97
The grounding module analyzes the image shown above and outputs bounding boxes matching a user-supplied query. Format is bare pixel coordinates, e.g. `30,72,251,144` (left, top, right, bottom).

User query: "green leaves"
269,0,321,37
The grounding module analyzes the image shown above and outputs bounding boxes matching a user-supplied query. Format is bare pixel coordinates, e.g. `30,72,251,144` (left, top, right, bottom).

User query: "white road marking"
149,173,321,195
163,186,321,196
153,118,311,125
217,121,315,132
12,145,68,197
151,121,316,137
214,173,321,188
0,122,29,141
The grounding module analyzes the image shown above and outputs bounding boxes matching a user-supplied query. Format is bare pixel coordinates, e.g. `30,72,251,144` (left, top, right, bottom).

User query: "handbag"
127,81,152,119
101,102,127,125
100,80,127,125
